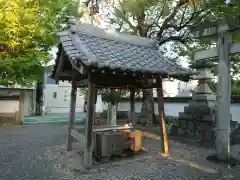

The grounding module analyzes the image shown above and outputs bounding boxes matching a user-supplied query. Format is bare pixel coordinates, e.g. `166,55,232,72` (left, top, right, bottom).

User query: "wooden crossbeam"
71,129,85,143
194,43,240,60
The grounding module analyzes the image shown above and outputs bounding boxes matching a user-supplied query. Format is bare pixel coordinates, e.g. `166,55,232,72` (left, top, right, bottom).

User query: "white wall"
41,81,240,123
116,102,240,122
162,79,198,97
0,100,19,113
117,102,186,116
43,79,198,114
0,89,34,116
44,83,85,114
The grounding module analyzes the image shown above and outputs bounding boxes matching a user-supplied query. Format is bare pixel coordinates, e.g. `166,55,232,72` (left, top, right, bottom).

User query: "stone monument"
176,60,217,145
174,60,240,146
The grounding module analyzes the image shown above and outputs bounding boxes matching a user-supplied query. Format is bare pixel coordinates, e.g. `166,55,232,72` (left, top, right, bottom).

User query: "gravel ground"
0,124,239,180
0,124,68,180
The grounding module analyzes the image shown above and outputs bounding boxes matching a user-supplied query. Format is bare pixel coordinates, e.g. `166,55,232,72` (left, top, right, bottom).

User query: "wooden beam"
71,130,85,143
58,71,71,77
84,75,95,168
93,125,134,132
194,43,240,60
130,88,136,125
156,78,168,154
76,79,88,86
67,71,77,151
90,73,158,89
54,50,65,80
0,96,19,100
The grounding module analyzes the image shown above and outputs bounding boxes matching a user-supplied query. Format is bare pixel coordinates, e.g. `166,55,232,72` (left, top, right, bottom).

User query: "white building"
0,85,36,116
43,65,198,115
162,79,198,97
43,66,85,115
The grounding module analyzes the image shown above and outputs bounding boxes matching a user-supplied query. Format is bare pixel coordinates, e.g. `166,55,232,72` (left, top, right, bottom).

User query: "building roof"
52,19,191,79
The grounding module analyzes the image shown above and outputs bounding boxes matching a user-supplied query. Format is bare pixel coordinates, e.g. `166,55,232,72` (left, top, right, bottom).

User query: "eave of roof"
52,19,193,82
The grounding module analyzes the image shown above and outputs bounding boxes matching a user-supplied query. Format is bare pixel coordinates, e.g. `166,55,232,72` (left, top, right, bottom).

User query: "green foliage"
232,80,240,95
101,89,128,105
212,0,240,16
79,88,129,105
107,0,172,37
0,0,81,86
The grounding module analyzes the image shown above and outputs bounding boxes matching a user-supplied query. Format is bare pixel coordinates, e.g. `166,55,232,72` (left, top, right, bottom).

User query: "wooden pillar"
130,88,136,125
156,78,169,154
84,75,95,168
67,71,77,151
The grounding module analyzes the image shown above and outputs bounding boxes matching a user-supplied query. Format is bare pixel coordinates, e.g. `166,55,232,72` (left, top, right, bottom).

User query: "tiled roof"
54,19,190,76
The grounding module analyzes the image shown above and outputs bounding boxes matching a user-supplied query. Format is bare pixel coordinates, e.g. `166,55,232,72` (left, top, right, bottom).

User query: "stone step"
183,106,215,114
188,100,216,107
178,112,215,121
192,94,216,101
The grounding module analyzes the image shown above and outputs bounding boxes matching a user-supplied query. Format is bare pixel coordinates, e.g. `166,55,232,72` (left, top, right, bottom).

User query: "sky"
48,1,190,68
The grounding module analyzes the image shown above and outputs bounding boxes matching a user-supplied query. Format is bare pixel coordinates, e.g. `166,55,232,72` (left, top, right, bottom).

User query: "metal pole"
215,30,231,160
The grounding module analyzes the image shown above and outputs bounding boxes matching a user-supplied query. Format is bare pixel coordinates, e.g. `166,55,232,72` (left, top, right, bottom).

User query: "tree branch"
155,0,212,46
161,7,208,33
179,4,188,27
150,0,167,28
114,1,138,33
157,0,188,38
158,35,191,46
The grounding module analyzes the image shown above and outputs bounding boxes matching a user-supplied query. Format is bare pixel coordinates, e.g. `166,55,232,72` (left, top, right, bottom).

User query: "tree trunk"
107,103,117,125
141,89,155,126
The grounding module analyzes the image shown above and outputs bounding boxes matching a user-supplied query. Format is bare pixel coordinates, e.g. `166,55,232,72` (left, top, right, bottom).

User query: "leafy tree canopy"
0,0,81,86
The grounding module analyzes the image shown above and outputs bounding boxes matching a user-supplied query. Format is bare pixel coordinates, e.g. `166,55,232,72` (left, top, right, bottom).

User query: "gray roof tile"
55,20,190,76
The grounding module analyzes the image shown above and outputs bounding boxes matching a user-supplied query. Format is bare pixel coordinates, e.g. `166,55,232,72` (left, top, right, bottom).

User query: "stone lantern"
177,60,217,145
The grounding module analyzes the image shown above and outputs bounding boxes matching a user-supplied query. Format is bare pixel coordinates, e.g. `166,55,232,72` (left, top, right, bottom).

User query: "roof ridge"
68,20,157,48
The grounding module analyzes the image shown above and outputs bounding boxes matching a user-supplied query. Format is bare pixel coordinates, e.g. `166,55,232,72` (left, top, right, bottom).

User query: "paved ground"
0,124,240,180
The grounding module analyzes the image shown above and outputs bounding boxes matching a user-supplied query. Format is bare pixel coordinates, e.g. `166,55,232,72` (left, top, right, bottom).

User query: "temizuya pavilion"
52,19,190,168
